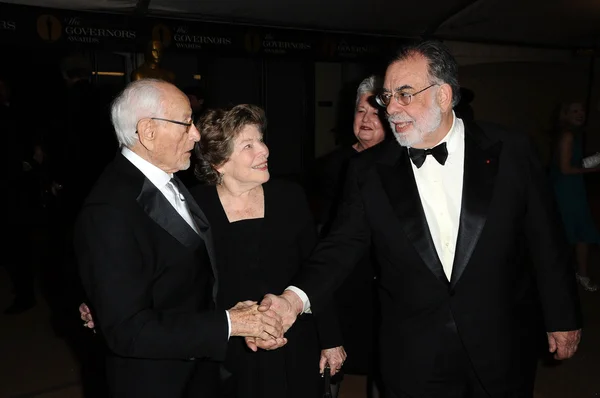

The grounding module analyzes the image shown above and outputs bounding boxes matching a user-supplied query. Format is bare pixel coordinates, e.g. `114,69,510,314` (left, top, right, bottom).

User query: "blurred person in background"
550,100,600,292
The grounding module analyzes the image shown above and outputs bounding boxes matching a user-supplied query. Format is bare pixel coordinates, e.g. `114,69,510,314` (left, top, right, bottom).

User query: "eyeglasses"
376,84,438,107
151,117,193,128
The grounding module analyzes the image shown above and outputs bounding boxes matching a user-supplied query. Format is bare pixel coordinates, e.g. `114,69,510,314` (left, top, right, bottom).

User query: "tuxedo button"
189,357,196,361
449,289,455,297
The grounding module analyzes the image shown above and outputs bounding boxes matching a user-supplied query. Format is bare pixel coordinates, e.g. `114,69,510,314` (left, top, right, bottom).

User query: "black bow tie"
408,142,448,168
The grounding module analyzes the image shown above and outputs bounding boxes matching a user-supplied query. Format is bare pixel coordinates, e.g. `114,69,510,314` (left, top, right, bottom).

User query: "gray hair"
389,40,461,107
356,75,382,109
110,78,167,148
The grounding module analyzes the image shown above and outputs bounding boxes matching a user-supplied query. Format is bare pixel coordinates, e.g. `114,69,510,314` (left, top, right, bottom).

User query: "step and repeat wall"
0,3,406,177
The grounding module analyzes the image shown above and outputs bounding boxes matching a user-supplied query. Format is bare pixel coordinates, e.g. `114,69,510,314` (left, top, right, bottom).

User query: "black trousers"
384,327,534,398
384,366,490,398
4,222,35,305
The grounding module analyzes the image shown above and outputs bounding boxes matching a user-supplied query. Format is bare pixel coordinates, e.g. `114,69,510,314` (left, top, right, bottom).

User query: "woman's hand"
79,302,95,329
319,346,347,376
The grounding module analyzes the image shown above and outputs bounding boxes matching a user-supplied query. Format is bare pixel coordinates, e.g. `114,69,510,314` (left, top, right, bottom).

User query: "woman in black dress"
192,104,346,398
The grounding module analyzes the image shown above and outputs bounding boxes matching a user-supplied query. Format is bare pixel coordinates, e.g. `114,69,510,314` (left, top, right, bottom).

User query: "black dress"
192,179,343,398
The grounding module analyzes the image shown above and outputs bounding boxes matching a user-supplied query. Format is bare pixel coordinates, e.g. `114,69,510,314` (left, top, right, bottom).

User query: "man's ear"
137,118,156,148
438,84,453,112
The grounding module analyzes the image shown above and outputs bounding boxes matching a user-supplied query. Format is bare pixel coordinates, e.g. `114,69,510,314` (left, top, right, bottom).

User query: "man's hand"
259,291,303,332
228,301,284,343
244,336,289,352
244,291,304,352
320,346,347,376
547,329,581,360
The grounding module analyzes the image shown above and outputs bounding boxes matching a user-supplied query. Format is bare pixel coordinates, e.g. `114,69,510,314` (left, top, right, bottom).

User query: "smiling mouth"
252,163,268,170
394,121,412,133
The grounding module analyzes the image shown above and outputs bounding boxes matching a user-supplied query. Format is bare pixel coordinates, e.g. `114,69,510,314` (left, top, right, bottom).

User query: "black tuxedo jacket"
293,121,581,395
75,154,228,398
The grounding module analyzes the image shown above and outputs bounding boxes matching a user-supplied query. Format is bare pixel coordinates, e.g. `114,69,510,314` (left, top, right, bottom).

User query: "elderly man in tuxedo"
254,40,582,398
75,79,283,398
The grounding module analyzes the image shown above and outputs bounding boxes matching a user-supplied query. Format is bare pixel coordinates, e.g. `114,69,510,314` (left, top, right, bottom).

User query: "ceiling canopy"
1,0,598,48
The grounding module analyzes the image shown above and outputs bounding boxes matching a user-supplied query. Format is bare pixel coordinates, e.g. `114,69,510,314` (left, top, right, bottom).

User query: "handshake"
79,291,304,352
237,291,305,352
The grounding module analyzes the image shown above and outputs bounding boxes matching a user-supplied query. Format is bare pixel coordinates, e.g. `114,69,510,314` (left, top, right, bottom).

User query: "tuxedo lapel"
450,124,502,288
173,176,210,234
172,176,219,302
137,179,202,250
377,143,448,285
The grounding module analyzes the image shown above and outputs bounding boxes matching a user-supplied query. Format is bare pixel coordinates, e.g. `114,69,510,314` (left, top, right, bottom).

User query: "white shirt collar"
436,111,461,152
121,147,172,189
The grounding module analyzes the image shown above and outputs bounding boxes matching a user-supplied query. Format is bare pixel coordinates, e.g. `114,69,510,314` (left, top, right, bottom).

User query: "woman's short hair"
355,75,382,109
194,104,266,185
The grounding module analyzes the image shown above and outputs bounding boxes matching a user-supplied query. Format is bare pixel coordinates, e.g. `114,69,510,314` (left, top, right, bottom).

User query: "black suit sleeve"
522,137,582,331
75,203,229,361
316,158,340,225
292,161,371,313
314,301,344,349
314,148,352,229
290,182,344,348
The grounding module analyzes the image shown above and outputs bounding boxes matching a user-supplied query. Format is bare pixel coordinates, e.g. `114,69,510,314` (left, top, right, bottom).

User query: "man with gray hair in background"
74,78,284,398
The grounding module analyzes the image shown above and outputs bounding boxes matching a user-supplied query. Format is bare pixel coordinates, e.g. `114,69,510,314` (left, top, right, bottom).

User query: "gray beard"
388,104,442,148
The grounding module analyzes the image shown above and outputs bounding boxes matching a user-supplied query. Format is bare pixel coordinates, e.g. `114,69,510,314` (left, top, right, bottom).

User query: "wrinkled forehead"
162,87,192,116
384,55,430,92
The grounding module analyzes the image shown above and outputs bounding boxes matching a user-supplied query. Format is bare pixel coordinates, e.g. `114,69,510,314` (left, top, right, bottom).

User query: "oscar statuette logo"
320,37,337,59
244,30,262,54
152,23,172,48
37,14,61,42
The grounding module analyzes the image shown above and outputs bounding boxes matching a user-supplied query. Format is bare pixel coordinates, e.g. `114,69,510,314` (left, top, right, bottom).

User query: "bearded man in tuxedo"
255,40,582,398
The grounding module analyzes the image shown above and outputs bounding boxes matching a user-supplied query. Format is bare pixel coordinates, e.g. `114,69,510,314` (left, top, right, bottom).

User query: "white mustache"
387,113,414,124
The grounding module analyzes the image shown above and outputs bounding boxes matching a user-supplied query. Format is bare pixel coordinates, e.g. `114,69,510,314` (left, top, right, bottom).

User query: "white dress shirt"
410,113,465,280
291,113,466,312
121,147,231,337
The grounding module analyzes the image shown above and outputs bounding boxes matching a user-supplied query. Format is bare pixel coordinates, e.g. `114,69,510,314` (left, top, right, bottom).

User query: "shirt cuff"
225,310,231,339
285,286,311,314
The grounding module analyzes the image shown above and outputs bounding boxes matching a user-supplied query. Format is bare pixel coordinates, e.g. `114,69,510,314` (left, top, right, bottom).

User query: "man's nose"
189,124,201,142
386,100,401,116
